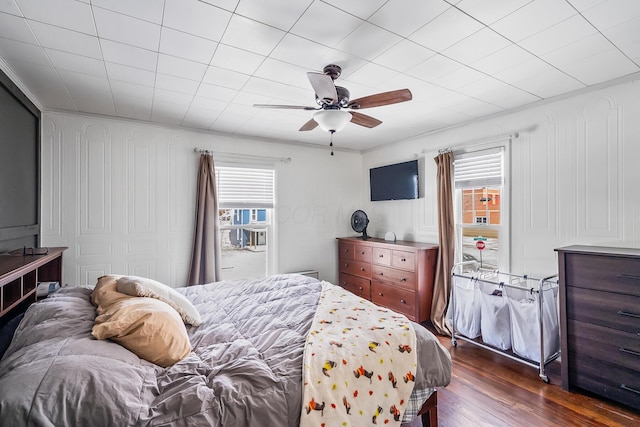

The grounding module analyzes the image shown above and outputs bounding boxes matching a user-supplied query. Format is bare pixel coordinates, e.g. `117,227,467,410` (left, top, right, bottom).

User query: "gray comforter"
0,274,451,426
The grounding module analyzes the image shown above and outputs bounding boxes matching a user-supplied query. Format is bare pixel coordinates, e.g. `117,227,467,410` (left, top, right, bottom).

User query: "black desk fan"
350,210,369,240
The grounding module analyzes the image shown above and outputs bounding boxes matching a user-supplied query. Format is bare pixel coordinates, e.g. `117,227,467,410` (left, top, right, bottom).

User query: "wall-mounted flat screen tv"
370,159,419,201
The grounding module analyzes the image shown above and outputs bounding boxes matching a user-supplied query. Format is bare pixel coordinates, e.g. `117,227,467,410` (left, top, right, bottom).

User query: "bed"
0,273,451,426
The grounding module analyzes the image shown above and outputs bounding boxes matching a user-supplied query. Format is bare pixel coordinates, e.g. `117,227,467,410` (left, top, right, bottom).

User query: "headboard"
0,67,41,254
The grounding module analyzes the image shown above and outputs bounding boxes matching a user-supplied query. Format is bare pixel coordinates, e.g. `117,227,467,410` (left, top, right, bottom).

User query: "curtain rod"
432,132,520,156
193,148,291,163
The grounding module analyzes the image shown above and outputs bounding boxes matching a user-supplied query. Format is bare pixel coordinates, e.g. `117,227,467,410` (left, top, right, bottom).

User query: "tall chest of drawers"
337,237,438,323
556,245,640,411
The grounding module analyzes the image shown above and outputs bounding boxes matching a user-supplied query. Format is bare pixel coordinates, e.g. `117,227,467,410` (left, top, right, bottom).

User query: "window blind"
216,166,275,209
454,148,503,189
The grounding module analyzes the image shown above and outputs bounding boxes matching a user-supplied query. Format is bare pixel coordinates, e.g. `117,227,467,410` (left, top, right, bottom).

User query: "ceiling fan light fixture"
313,109,351,133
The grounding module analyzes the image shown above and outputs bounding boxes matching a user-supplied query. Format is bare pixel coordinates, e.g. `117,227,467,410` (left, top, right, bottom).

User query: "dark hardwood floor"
422,324,640,427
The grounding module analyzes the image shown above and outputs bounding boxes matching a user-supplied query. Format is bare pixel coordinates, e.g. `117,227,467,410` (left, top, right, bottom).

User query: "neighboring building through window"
216,166,275,280
454,148,507,270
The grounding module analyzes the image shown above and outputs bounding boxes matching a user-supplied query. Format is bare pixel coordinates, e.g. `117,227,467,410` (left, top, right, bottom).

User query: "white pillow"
116,276,202,326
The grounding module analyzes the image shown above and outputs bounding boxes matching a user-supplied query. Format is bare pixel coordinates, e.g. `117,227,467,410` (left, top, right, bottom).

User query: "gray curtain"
430,151,455,335
188,154,222,285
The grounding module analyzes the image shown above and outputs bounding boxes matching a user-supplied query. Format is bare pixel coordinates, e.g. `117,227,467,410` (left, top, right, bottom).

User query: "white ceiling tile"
190,96,228,112
347,62,398,88
210,44,265,74
519,15,597,56
456,0,534,25
604,16,640,60
45,49,107,77
336,22,403,61
157,54,207,81
410,7,484,52
316,50,368,80
151,102,189,125
582,0,640,30
491,0,577,42
565,0,607,11
406,54,463,81
469,44,536,75
3,59,75,109
155,73,200,95
105,62,155,86
15,0,96,35
200,0,239,13
457,76,540,108
0,38,49,66
110,80,154,100
100,39,158,71
496,60,585,98
444,28,511,64
373,40,436,72
57,69,111,92
274,84,315,105
159,27,218,64
203,66,250,90
290,2,362,47
196,82,238,102
232,90,271,107
91,0,164,24
93,7,160,51
434,66,487,90
370,0,449,37
153,88,194,106
253,58,309,88
182,107,220,129
321,0,387,20
163,0,232,41
29,21,102,58
270,34,331,71
0,12,38,44
235,0,313,31
0,1,21,15
113,100,152,121
243,76,289,98
220,14,286,56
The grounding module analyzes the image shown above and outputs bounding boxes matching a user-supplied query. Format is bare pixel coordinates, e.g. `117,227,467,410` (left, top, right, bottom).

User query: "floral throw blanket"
300,282,417,427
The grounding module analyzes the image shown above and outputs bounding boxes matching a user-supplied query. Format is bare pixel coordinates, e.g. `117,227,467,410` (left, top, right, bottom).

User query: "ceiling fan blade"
307,72,337,104
347,89,412,109
350,111,382,128
253,104,319,110
299,118,319,131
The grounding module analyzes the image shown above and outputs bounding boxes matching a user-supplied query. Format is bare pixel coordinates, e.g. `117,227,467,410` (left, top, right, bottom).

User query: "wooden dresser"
556,245,640,411
337,237,438,323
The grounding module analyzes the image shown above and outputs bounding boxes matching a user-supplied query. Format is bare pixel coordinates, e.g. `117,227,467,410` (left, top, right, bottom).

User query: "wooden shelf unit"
0,247,66,325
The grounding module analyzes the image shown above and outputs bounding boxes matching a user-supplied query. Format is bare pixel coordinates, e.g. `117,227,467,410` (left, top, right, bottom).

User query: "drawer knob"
621,384,640,396
400,299,406,304
344,264,349,267
400,278,407,282
379,254,384,258
401,258,406,262
361,251,365,255
378,292,384,297
378,272,384,276
358,286,363,290
360,268,365,271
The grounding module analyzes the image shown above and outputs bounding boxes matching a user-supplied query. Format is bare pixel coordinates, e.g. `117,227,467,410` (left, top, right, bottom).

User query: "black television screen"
370,160,419,201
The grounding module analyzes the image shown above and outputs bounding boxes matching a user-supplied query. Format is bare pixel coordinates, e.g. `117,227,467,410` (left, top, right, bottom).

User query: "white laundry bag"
505,284,559,363
451,275,482,339
478,281,511,350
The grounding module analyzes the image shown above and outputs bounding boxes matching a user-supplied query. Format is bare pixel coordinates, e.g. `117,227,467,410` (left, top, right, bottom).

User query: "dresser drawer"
570,353,640,411
371,281,415,320
339,259,371,279
568,319,640,372
391,250,415,272
372,247,391,266
371,264,416,291
339,273,371,300
566,287,640,334
339,242,355,260
566,253,640,296
353,244,372,263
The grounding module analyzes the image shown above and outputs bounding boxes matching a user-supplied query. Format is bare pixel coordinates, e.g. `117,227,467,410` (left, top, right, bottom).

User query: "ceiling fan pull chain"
330,130,334,155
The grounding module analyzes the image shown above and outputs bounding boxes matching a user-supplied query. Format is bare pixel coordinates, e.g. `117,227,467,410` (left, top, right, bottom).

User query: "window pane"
461,226,499,270
219,208,269,280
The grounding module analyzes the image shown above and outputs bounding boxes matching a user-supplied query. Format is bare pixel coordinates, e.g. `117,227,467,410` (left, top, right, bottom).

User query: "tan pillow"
116,275,202,326
91,275,132,314
92,297,191,367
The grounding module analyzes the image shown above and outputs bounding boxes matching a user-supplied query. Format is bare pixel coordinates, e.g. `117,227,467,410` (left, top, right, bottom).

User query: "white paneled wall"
362,78,640,277
41,113,362,287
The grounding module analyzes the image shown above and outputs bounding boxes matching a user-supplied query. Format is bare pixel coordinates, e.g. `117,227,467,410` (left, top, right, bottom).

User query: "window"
216,166,275,280
454,148,507,270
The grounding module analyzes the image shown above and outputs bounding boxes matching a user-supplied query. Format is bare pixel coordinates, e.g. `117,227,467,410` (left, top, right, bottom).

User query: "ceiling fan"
253,64,412,154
